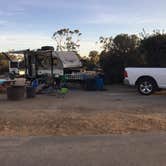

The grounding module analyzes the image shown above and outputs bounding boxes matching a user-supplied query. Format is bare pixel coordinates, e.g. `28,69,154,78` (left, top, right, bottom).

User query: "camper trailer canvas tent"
29,50,82,79
53,51,82,69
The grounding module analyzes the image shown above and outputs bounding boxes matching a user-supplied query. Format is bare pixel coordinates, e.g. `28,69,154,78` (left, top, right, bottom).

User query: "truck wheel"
137,78,156,95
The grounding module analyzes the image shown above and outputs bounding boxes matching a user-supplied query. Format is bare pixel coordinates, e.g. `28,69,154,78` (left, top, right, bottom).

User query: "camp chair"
56,87,69,98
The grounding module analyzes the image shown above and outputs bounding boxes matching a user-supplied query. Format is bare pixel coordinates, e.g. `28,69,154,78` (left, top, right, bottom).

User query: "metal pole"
50,51,54,87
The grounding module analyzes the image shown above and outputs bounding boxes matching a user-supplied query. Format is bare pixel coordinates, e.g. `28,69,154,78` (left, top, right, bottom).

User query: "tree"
88,50,100,66
139,32,166,67
81,56,92,70
98,34,142,83
52,28,82,52
98,36,113,52
81,51,100,70
113,34,140,54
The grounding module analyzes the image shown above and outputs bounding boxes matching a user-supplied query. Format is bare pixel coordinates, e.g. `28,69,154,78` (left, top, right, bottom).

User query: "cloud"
18,0,105,11
0,33,99,56
0,3,25,17
85,13,166,26
0,34,53,51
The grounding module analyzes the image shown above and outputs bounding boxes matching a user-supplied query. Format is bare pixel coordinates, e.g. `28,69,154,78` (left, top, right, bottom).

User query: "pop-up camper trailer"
6,47,82,80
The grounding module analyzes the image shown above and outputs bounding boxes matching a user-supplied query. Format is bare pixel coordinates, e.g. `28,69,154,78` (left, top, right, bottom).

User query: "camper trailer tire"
9,72,16,80
41,46,54,51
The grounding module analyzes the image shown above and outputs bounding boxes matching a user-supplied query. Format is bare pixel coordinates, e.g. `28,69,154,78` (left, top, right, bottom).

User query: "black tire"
41,46,54,51
137,78,156,95
9,72,16,80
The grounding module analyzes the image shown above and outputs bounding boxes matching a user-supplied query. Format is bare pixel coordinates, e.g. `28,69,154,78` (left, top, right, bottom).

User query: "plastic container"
84,79,97,91
26,86,36,98
96,78,104,90
31,79,38,88
7,86,25,101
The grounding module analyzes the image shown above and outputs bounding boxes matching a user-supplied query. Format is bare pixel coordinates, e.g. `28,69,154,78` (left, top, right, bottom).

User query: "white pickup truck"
124,68,166,95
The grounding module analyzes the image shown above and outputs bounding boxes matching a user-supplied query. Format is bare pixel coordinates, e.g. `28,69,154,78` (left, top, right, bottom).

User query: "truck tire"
137,78,156,95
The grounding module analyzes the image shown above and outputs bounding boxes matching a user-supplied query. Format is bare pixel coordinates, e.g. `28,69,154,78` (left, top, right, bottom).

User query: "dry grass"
0,111,166,136
1,86,166,136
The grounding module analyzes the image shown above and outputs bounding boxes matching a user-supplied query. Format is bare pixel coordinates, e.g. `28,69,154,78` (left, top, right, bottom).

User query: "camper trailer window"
19,61,25,69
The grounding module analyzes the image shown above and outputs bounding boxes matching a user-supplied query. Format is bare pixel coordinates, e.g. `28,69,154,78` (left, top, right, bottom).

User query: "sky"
0,0,166,56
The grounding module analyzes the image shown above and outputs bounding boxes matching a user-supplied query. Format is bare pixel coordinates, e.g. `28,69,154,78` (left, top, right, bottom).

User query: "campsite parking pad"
0,85,166,136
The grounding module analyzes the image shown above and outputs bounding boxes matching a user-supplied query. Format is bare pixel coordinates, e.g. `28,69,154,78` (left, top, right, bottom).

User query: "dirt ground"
1,85,166,136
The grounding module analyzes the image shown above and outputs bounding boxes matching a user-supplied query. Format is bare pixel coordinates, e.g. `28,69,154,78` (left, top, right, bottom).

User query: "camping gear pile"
5,78,36,100
0,77,37,100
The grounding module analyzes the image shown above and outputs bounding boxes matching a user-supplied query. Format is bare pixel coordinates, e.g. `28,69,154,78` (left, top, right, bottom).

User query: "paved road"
0,133,166,166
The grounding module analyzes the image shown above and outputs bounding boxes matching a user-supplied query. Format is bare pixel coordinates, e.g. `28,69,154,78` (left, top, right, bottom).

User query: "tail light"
124,70,128,78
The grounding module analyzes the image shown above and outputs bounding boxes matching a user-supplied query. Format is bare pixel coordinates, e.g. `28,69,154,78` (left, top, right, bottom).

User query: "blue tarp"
0,79,7,85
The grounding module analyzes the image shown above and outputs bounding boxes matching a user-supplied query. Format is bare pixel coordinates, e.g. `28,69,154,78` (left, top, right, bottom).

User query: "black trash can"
84,79,97,91
7,86,25,101
26,86,36,98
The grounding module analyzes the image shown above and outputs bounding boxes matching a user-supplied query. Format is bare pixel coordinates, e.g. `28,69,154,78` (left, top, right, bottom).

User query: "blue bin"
96,78,104,90
32,79,38,88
